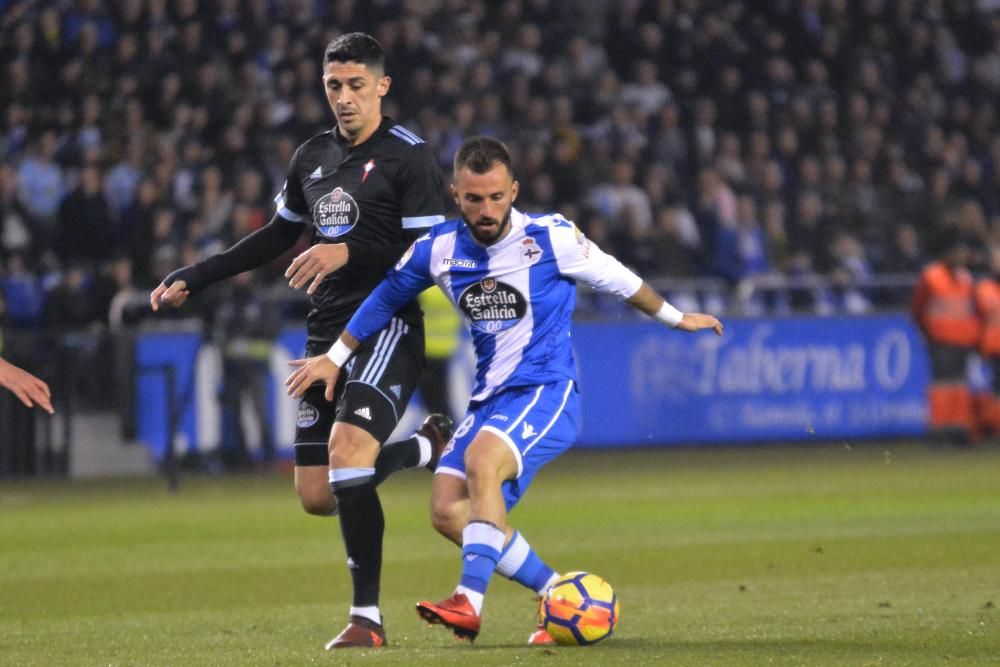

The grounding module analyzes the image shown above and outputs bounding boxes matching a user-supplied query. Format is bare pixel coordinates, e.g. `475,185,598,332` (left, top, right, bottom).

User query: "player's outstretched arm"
285,238,422,295
0,357,54,414
626,282,723,336
547,218,720,335
674,311,724,334
150,214,304,311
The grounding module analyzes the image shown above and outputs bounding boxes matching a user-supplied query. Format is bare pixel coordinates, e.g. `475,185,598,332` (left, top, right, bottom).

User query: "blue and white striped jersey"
345,208,643,402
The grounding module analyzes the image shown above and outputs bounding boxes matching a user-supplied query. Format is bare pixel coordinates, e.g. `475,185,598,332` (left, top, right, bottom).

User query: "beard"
462,207,512,245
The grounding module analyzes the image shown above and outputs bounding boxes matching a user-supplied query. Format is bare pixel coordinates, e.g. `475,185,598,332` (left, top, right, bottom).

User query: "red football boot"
324,615,386,649
416,592,481,641
528,622,556,645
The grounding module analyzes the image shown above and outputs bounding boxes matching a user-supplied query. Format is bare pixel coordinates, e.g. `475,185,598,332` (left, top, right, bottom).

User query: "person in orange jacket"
912,234,980,443
974,245,1000,439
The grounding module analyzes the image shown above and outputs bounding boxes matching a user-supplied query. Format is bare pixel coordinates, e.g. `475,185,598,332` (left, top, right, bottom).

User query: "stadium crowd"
1,0,999,338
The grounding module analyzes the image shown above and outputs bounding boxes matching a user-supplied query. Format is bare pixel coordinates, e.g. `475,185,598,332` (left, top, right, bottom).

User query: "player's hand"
286,354,341,401
677,312,724,335
150,279,189,311
0,359,54,414
285,244,349,295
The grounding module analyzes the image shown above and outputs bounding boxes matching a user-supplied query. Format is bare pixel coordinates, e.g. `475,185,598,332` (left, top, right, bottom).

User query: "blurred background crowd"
1,0,999,348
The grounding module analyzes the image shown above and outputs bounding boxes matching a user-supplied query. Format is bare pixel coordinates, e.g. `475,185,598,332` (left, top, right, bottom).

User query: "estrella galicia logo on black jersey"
297,401,319,428
314,187,360,238
458,278,527,333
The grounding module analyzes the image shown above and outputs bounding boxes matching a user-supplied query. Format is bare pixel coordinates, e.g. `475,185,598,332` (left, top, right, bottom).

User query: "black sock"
333,479,384,607
372,436,422,486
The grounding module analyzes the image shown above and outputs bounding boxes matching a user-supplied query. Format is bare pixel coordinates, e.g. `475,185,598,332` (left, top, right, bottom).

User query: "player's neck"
338,118,381,147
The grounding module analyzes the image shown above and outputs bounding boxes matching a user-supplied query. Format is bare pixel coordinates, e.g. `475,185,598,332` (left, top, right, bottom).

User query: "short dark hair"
324,32,385,70
453,136,513,177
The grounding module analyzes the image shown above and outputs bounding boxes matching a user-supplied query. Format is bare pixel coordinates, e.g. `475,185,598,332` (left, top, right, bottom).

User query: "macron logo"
354,406,372,420
521,422,537,440
443,258,478,268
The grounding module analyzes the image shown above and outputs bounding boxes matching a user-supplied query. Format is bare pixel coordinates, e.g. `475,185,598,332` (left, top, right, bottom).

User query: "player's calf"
429,477,468,545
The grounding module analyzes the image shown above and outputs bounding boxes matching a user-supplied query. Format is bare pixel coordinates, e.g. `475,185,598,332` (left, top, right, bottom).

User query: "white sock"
455,586,485,615
540,572,561,594
414,434,432,467
350,605,381,625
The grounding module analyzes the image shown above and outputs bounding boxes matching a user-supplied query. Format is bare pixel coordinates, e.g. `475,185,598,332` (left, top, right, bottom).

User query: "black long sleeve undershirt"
164,214,304,294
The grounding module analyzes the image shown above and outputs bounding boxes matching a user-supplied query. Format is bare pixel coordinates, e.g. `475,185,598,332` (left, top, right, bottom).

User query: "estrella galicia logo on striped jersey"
313,187,359,238
458,279,527,333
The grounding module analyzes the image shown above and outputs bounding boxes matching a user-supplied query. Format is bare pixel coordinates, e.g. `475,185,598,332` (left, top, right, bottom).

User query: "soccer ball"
540,571,619,645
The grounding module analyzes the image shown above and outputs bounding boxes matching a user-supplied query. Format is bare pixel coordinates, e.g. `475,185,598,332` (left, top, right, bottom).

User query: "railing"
580,272,918,319
113,272,920,330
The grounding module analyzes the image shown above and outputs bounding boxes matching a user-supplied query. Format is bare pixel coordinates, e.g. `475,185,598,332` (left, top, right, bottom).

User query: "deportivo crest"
296,402,319,428
459,278,527,333
521,237,542,264
313,186,360,238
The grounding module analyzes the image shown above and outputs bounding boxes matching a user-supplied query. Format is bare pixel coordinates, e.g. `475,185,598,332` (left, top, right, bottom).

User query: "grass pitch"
1,443,999,666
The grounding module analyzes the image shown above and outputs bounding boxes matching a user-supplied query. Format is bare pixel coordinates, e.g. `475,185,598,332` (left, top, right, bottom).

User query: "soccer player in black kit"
151,33,451,649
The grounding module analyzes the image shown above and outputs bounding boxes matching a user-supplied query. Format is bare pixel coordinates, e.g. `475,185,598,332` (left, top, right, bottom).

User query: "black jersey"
275,117,447,342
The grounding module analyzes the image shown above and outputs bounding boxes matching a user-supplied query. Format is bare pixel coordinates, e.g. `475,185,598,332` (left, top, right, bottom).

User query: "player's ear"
377,75,391,97
450,182,459,204
511,179,519,202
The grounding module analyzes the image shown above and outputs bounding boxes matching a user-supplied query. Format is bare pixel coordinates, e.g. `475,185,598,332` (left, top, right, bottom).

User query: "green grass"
2,443,999,666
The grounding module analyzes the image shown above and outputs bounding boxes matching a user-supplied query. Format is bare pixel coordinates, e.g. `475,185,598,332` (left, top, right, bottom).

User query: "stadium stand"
1,0,998,413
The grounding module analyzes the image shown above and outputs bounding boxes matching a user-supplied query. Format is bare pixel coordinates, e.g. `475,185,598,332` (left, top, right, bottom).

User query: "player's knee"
295,478,335,516
464,446,504,485
329,425,379,468
430,498,464,543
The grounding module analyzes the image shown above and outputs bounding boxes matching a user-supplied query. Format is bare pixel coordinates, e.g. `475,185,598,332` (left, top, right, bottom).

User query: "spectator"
104,137,146,222
588,160,653,231
55,164,114,266
0,165,32,259
1,253,44,329
880,223,928,274
0,0,996,327
647,206,699,279
14,130,65,242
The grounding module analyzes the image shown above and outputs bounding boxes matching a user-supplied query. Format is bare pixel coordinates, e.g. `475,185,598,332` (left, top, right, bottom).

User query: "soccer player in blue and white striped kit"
287,137,723,644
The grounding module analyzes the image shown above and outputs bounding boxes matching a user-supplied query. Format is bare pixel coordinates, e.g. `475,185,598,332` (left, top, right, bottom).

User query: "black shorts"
294,318,425,466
